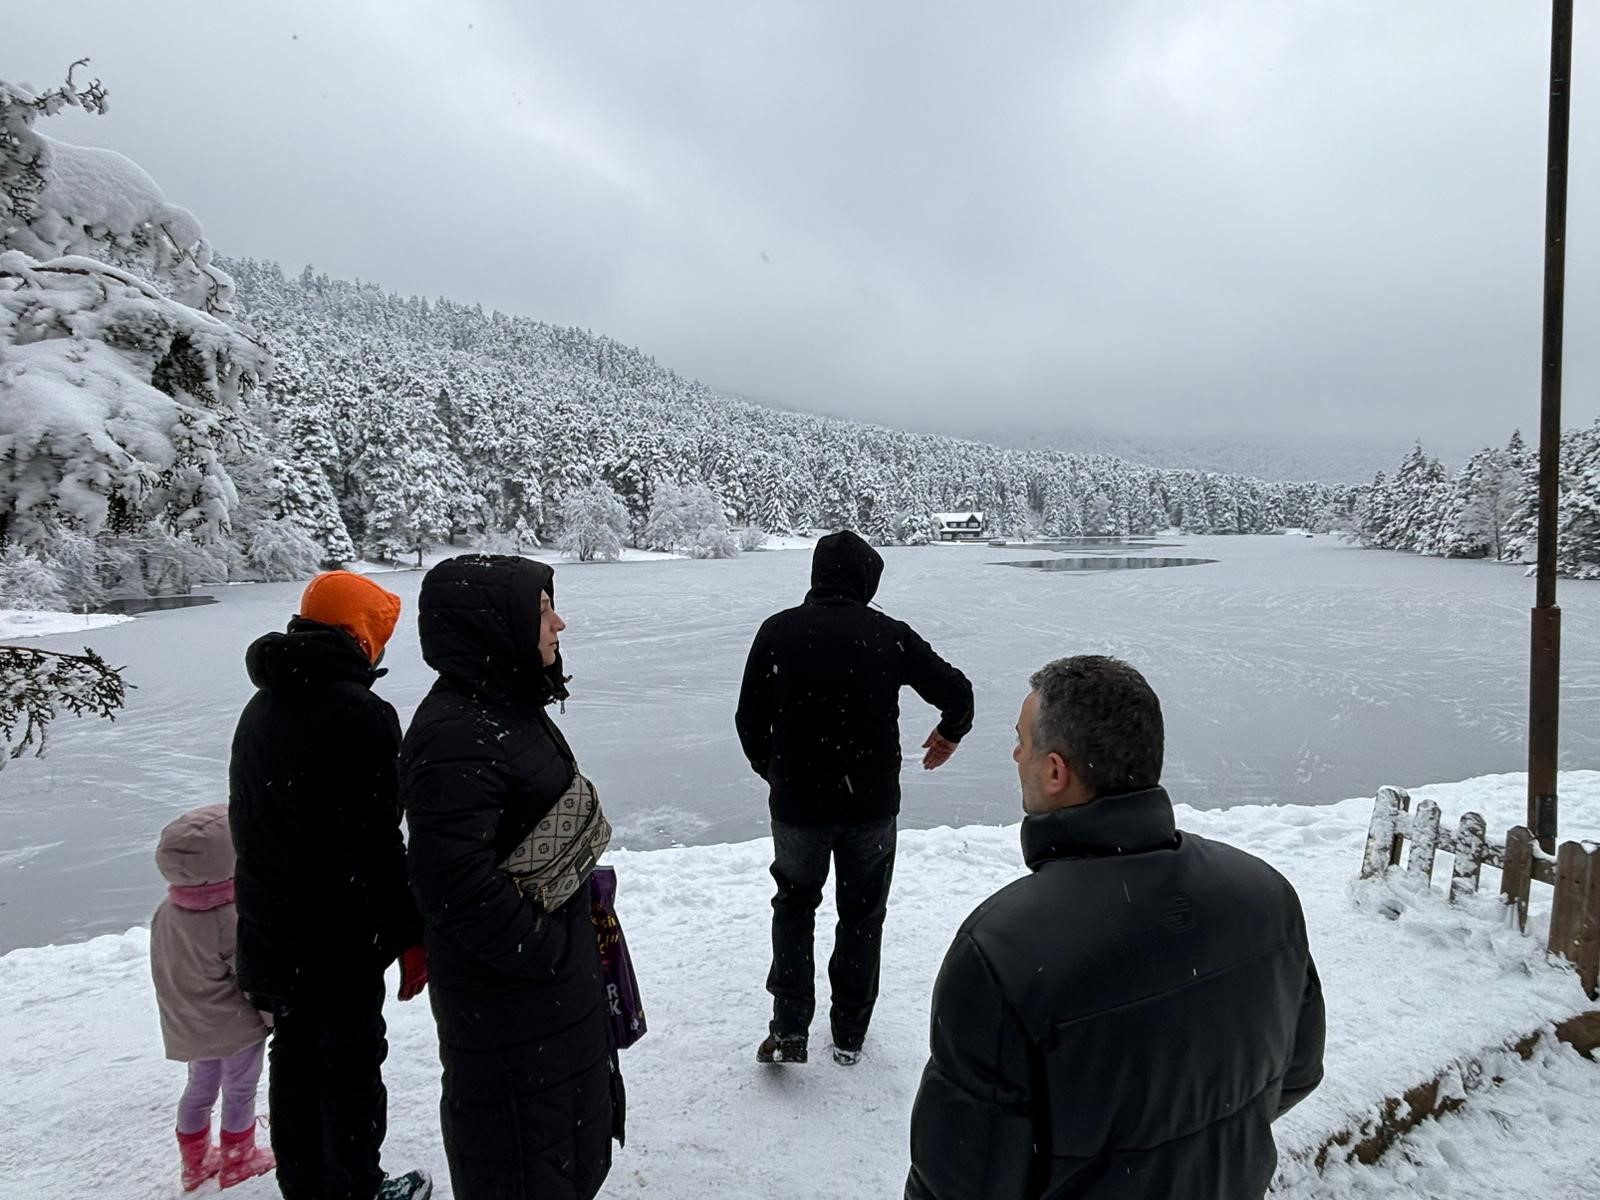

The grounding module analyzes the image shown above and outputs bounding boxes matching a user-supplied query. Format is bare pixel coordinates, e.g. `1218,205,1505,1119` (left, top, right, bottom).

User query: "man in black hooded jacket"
905,656,1324,1200
736,530,974,1065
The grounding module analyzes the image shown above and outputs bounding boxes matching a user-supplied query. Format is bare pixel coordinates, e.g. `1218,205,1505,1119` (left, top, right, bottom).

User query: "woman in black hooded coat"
400,555,618,1200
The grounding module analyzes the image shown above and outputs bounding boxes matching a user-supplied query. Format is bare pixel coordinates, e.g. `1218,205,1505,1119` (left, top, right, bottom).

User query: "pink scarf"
168,880,235,911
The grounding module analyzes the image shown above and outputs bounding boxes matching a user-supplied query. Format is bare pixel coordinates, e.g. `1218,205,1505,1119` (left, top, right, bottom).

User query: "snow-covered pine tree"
1378,443,1448,552
1556,420,1600,578
1502,429,1540,563
356,379,473,562
1,64,270,606
0,643,126,767
1444,446,1517,560
3,62,232,315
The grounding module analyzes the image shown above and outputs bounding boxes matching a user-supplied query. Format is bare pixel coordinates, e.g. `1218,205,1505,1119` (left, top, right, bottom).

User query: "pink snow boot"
218,1123,276,1189
177,1126,221,1192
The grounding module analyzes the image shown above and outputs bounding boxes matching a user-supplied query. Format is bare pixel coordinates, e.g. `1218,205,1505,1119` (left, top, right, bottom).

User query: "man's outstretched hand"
921,729,958,770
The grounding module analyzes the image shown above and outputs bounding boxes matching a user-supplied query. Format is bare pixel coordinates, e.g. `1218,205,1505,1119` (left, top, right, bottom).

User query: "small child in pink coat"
150,804,275,1192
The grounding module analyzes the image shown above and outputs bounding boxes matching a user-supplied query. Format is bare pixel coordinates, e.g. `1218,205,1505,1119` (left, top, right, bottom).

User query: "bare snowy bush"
737,526,768,552
558,482,629,563
475,528,534,556
643,481,738,557
242,518,324,582
0,545,67,610
687,524,739,560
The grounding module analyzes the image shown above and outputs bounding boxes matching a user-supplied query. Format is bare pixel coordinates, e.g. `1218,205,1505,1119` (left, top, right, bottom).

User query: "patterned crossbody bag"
499,769,613,912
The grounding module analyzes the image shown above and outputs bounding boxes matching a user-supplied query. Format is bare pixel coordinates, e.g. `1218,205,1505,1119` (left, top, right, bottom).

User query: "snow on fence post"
1449,811,1487,904
1578,846,1600,1000
1405,799,1442,885
1387,788,1411,868
1546,841,1600,1000
1500,826,1535,933
1361,787,1409,879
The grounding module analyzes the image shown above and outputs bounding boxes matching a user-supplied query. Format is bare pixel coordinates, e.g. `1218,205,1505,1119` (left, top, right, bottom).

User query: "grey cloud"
11,0,1599,449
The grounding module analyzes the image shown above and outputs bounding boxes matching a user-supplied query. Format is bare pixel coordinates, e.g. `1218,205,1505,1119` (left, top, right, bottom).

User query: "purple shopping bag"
589,866,647,1049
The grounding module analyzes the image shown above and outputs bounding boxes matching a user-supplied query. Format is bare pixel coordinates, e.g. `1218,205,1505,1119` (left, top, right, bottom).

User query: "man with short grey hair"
906,655,1324,1200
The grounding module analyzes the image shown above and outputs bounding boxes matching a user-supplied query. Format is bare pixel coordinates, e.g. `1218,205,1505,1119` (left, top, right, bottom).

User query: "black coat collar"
1021,786,1178,870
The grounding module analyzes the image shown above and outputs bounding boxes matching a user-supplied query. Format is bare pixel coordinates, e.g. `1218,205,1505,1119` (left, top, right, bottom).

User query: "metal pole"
1529,0,1573,853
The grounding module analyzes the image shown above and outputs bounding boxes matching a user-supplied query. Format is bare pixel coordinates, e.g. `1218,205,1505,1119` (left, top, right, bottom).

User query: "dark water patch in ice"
97,594,219,616
987,538,1185,552
996,556,1218,572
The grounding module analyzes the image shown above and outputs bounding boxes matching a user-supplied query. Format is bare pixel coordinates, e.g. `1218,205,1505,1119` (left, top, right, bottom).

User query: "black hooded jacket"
399,555,615,1199
228,619,422,1009
906,787,1326,1200
735,531,975,825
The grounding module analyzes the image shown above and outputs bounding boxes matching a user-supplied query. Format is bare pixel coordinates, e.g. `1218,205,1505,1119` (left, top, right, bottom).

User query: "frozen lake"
4,534,1599,953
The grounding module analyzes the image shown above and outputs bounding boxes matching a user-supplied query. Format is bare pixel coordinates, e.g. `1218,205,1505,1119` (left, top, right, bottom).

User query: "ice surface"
3,534,1599,950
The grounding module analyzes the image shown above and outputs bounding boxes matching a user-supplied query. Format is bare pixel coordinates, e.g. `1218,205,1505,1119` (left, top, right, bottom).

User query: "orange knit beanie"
299,571,402,663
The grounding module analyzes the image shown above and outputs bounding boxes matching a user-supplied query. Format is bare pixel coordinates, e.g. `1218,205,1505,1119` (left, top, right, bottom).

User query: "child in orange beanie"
229,569,431,1200
298,570,403,664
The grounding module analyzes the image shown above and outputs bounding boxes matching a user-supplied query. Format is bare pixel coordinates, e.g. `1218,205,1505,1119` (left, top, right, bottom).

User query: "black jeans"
267,974,388,1200
767,816,897,1048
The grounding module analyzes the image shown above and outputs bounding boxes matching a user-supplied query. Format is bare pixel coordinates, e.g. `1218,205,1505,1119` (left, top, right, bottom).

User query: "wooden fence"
1360,785,1599,999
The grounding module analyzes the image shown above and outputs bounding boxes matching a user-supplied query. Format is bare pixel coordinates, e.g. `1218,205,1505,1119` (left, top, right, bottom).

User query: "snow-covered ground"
2,772,1596,1199
6,534,1600,951
0,608,131,638
347,533,818,576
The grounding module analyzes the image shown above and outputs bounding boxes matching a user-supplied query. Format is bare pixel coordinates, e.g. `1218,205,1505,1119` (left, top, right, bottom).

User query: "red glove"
398,945,428,1001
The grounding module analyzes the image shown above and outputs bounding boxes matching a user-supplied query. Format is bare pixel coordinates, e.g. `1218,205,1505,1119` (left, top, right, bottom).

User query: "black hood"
806,530,884,604
418,554,569,707
245,618,381,690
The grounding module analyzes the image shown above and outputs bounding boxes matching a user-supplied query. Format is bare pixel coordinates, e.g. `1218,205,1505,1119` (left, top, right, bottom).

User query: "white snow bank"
1276,1033,1600,1198
2,772,1596,1198
0,608,131,639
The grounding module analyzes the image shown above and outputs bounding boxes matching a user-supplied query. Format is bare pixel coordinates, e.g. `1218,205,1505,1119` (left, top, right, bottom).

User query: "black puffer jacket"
228,619,421,1010
400,555,615,1200
906,787,1325,1200
735,531,974,824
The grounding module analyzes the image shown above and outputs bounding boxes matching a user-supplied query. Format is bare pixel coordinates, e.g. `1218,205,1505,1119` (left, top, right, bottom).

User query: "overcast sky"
11,0,1600,448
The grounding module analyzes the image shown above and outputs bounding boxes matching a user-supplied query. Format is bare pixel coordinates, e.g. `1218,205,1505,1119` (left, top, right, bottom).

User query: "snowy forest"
1351,431,1600,577
9,62,1597,612
0,65,1365,608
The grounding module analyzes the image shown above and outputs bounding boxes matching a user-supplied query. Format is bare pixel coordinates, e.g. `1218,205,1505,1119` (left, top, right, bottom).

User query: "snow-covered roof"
931,511,984,523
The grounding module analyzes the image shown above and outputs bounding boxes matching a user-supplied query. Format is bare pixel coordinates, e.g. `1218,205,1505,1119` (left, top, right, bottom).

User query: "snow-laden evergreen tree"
3,62,233,315
558,481,629,562
1443,445,1518,560
1556,420,1600,578
356,379,473,561
1374,443,1449,552
1084,493,1114,535
224,451,326,580
1,66,270,607
1502,429,1540,563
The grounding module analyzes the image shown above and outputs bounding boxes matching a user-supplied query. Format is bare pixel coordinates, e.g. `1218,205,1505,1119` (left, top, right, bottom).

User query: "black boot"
756,1033,808,1064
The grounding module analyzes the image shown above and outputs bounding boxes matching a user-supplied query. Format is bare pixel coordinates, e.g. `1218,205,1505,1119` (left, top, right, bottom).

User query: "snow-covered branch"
0,644,127,766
